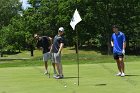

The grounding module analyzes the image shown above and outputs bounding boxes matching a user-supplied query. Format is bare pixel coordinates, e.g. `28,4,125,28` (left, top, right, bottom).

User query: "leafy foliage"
0,0,140,55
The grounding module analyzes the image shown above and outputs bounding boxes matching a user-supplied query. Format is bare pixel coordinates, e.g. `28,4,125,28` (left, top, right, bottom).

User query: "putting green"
0,62,140,93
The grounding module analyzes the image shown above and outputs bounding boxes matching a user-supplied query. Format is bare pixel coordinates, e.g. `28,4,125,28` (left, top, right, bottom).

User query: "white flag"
70,9,82,30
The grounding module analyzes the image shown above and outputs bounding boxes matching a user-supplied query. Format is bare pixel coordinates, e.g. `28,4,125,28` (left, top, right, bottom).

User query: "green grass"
0,47,140,93
0,47,140,67
0,63,140,93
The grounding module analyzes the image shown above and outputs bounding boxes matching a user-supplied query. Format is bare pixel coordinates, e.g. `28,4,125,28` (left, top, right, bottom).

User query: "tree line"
0,0,140,56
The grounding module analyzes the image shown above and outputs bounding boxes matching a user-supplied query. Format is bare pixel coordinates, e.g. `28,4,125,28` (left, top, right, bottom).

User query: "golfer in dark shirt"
50,27,65,79
34,34,56,75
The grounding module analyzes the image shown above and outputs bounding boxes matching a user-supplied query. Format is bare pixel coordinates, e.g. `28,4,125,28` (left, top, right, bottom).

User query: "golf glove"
122,49,125,54
57,52,60,56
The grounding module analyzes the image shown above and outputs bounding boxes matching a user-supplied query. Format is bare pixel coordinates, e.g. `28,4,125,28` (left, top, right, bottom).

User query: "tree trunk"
30,45,34,56
0,52,3,57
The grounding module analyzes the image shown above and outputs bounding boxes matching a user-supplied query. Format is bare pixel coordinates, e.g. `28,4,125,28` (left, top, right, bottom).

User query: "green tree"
1,0,139,56
0,0,22,56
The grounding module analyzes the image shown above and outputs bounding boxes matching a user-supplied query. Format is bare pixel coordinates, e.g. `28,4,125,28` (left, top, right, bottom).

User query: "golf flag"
70,9,82,30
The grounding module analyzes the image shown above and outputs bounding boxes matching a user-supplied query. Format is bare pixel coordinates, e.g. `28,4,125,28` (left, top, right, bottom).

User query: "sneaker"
116,72,121,76
55,75,64,79
121,73,125,77
44,71,48,75
53,74,57,78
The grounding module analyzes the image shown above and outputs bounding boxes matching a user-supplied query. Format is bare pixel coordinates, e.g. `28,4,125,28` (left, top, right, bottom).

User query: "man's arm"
123,42,126,49
122,33,126,54
48,37,52,49
111,41,114,47
49,44,53,53
111,34,114,47
57,43,64,54
122,42,126,54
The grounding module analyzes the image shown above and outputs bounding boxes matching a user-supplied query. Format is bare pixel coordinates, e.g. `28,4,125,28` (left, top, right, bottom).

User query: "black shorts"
113,53,124,59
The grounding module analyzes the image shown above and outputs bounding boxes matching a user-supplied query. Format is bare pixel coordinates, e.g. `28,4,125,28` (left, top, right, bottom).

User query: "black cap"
112,25,119,28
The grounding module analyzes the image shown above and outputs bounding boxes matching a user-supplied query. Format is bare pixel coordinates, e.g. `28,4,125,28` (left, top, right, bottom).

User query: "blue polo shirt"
111,31,126,54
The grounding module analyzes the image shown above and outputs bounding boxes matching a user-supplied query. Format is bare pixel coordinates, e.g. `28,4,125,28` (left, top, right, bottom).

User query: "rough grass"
0,47,140,67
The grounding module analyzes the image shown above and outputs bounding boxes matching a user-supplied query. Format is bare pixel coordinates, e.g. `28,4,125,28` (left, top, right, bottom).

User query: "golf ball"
64,85,67,88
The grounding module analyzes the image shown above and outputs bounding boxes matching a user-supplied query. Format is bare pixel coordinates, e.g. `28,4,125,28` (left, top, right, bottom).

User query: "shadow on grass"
94,84,107,86
63,76,79,79
125,74,140,77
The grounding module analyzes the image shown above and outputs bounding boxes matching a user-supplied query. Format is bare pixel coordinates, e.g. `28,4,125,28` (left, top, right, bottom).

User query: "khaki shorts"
51,53,61,63
43,52,51,62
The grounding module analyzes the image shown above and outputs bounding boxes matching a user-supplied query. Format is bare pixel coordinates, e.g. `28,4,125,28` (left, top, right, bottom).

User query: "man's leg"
54,53,63,79
44,61,48,74
119,57,125,76
57,63,63,76
114,53,121,76
52,63,57,74
55,63,63,79
116,59,122,73
56,63,60,74
119,58,124,72
51,53,57,75
43,53,49,74
59,63,63,76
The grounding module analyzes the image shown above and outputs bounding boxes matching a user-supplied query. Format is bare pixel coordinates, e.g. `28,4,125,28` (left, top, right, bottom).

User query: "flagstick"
75,0,79,86
70,7,82,86
75,26,80,86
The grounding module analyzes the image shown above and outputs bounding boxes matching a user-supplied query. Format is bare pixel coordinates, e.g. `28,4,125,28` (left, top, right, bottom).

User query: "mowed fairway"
0,62,140,93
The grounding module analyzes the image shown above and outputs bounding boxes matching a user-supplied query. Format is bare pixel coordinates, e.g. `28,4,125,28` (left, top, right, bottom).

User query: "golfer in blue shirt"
111,25,126,77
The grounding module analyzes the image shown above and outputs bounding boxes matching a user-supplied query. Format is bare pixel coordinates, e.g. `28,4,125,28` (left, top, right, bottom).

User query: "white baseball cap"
34,34,38,38
58,27,64,32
